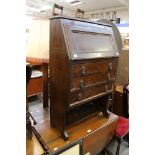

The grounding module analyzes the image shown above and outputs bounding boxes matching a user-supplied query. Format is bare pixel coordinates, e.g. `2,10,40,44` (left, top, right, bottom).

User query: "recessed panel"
72,32,114,53
63,22,119,60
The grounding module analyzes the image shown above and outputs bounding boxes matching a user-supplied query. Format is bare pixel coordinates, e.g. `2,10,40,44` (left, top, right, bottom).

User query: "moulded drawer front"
71,72,110,91
83,118,118,155
71,61,109,77
71,60,118,91
68,83,112,105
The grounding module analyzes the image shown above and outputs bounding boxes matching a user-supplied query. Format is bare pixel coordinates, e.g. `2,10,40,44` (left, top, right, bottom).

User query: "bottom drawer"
83,117,118,155
68,83,113,108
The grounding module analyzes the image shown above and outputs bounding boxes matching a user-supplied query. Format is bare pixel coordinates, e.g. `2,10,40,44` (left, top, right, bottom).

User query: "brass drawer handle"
80,79,84,88
81,66,86,76
77,93,82,101
109,63,112,71
105,85,108,92
107,96,113,107
108,97,112,103
108,73,111,80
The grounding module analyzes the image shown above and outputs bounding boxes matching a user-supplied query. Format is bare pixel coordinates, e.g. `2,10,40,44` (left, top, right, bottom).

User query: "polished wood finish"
33,112,118,155
116,85,124,93
113,91,124,116
83,118,117,155
42,63,49,108
71,59,118,91
26,133,44,155
68,83,113,107
28,77,43,97
27,62,43,97
63,19,119,60
97,19,122,54
26,57,49,63
29,100,118,155
49,16,120,140
50,18,70,140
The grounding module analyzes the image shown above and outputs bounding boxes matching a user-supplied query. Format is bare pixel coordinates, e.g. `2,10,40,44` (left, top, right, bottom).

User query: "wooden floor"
26,97,48,155
26,133,44,155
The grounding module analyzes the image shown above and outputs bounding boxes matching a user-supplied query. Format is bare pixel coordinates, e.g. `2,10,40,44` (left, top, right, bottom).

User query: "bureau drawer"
68,83,113,107
71,59,117,77
71,72,115,91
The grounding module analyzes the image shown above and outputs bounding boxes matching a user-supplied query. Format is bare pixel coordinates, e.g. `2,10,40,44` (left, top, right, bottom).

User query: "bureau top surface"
50,15,112,27
34,112,118,153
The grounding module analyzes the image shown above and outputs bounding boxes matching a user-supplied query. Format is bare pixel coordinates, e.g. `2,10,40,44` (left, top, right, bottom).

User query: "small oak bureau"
49,16,120,141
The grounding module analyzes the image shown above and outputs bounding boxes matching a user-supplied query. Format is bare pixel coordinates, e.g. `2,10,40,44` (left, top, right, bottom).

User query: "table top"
33,112,118,154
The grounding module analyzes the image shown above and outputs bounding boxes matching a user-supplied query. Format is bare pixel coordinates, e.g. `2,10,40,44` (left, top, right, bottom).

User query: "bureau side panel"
49,19,70,131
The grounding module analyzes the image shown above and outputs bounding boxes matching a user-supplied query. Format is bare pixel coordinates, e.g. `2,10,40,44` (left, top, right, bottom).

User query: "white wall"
63,7,76,17
26,19,49,59
26,7,76,59
116,9,129,23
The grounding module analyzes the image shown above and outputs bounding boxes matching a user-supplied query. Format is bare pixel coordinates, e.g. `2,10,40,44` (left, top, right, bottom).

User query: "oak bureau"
49,16,119,141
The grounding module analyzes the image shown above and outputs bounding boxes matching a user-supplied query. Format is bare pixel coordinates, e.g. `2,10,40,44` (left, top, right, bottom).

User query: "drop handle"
77,93,82,101
107,96,113,106
80,79,84,88
105,86,108,92
108,73,111,81
109,63,112,71
81,66,86,76
108,97,112,103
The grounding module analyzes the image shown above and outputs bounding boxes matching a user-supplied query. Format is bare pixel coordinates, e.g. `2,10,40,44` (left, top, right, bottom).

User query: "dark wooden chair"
112,84,129,118
114,116,129,155
123,84,129,118
76,8,84,19
26,63,33,139
52,3,63,16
